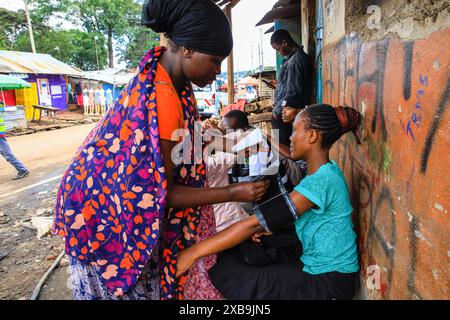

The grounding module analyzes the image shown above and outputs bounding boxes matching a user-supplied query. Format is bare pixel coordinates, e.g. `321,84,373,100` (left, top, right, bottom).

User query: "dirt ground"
0,123,96,300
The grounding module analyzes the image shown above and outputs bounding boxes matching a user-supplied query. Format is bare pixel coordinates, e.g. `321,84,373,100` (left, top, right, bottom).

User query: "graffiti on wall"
323,27,450,299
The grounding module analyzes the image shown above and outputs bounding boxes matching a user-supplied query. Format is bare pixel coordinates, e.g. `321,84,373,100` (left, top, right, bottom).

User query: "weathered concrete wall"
321,0,450,299
301,0,317,56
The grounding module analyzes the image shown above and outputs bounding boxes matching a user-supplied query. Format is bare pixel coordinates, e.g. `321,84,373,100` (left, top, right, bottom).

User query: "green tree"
27,0,72,29
0,8,27,50
71,0,142,68
0,3,107,71
117,26,160,68
13,29,108,71
1,0,151,71
69,30,108,70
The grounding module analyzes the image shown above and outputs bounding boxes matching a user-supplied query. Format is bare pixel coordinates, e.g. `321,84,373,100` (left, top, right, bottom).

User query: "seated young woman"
176,104,362,300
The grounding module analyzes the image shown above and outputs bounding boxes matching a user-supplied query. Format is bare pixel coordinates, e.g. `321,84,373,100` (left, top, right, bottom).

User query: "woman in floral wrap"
53,0,268,300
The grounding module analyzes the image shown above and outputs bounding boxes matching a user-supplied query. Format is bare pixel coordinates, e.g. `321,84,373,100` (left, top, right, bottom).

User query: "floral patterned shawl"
53,46,206,299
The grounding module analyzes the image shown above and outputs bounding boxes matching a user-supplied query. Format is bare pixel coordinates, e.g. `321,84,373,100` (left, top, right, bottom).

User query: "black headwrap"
142,0,233,57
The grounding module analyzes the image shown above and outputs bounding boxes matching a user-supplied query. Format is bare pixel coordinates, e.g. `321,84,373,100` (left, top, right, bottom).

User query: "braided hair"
300,104,362,148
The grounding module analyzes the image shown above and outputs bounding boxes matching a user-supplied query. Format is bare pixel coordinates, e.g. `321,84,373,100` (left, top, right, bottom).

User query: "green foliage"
117,26,160,68
0,0,158,70
27,0,72,28
0,8,27,50
69,30,108,70
71,0,143,67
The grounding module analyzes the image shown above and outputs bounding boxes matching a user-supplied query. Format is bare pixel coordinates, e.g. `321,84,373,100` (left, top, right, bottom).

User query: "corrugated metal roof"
0,50,83,76
256,0,300,26
82,68,135,86
265,26,275,34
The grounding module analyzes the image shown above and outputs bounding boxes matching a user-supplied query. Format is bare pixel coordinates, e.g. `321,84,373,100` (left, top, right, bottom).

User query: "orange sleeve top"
155,63,186,141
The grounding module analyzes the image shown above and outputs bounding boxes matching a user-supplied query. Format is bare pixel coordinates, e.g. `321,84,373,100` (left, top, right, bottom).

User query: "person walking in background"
0,104,29,180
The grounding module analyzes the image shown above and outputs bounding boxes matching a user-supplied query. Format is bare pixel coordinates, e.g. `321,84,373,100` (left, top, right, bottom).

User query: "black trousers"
209,243,358,300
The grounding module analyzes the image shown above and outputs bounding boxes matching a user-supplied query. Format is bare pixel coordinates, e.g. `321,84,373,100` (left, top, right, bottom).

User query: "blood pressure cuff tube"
253,174,298,232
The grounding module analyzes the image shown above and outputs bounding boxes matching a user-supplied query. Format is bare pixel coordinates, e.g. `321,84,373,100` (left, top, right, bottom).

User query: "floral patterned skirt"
68,204,223,300
183,203,224,300
68,242,161,300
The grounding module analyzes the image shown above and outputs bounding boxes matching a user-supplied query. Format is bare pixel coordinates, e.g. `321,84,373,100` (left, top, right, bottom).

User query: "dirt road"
0,123,96,300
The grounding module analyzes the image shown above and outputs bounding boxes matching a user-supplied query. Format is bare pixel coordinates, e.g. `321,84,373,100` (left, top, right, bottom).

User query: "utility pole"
258,43,262,69
251,44,254,73
23,0,36,53
260,28,264,69
94,36,100,70
225,4,234,105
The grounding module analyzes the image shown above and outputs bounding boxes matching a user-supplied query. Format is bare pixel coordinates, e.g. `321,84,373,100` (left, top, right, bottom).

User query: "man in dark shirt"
271,29,313,185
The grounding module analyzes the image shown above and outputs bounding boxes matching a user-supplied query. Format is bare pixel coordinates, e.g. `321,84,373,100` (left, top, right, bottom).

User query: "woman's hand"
251,231,273,243
176,247,198,278
227,180,270,203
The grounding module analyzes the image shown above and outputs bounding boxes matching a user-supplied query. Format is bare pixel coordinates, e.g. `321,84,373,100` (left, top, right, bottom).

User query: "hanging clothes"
74,82,82,96
99,89,106,106
77,94,83,106
73,82,83,96
68,92,75,104
82,89,89,108
75,82,83,106
94,89,100,106
105,89,113,109
88,89,94,107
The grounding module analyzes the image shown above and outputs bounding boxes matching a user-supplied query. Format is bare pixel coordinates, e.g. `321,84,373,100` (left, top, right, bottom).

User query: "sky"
227,0,278,71
0,0,278,71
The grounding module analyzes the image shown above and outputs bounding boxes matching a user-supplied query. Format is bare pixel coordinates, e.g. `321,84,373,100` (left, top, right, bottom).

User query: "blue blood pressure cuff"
252,174,298,232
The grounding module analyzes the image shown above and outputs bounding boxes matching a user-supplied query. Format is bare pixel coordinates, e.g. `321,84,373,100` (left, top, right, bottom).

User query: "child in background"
177,104,362,300
281,95,308,178
281,96,303,124
182,116,250,300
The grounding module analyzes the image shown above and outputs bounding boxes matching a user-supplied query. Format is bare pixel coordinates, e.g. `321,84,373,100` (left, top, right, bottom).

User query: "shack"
0,50,83,120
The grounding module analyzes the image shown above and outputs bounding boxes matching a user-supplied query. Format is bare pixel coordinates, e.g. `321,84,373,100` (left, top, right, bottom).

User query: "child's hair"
224,110,250,130
300,104,362,148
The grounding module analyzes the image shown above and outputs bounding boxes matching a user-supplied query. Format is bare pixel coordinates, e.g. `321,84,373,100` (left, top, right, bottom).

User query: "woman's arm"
161,140,269,208
277,142,292,158
263,132,292,158
289,190,316,215
177,191,315,277
176,215,262,276
176,190,316,276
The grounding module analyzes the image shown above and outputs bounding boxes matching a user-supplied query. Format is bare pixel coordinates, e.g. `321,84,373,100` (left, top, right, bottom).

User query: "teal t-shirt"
294,161,359,275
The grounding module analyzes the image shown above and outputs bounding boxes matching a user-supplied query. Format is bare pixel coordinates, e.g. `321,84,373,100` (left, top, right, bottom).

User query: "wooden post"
24,0,36,53
225,4,234,105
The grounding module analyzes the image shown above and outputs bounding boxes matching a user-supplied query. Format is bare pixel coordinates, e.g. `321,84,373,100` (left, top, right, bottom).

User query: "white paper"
51,85,62,95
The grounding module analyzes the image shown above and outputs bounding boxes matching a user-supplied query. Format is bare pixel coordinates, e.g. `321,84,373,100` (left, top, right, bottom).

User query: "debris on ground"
0,252,8,261
6,111,100,137
31,217,53,239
